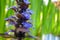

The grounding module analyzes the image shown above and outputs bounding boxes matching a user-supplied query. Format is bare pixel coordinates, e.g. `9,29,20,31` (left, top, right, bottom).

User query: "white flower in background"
43,0,48,5
43,0,58,5
51,0,57,2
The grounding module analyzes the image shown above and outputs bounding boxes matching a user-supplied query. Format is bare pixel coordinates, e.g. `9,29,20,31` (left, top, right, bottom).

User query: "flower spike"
0,0,39,40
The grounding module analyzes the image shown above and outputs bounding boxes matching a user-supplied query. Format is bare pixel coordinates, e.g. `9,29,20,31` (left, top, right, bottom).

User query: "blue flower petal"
5,18,10,21
9,16,16,20
22,22,32,28
9,22,16,25
23,0,30,4
5,32,8,35
10,16,15,18
5,16,16,21
22,12,31,19
9,30,15,32
26,9,33,14
11,6,17,9
8,6,17,10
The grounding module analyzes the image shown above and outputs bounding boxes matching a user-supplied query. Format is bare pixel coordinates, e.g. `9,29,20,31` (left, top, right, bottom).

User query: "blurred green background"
0,0,60,40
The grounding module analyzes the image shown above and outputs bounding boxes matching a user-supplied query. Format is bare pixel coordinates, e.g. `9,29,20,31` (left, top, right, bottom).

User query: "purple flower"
26,9,33,14
9,21,17,25
10,16,17,20
22,12,31,19
8,6,17,12
5,16,17,25
9,30,15,32
11,6,17,9
22,22,32,28
5,16,16,21
5,18,10,21
23,0,30,4
5,19,17,25
5,32,9,35
4,0,34,39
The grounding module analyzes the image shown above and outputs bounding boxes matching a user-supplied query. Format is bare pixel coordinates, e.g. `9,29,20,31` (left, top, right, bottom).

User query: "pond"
42,34,60,40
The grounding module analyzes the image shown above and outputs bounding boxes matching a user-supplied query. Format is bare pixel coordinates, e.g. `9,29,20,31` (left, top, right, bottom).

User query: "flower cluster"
4,0,35,40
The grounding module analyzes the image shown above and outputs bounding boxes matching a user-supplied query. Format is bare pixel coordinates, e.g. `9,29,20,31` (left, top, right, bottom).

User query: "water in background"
42,34,60,40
